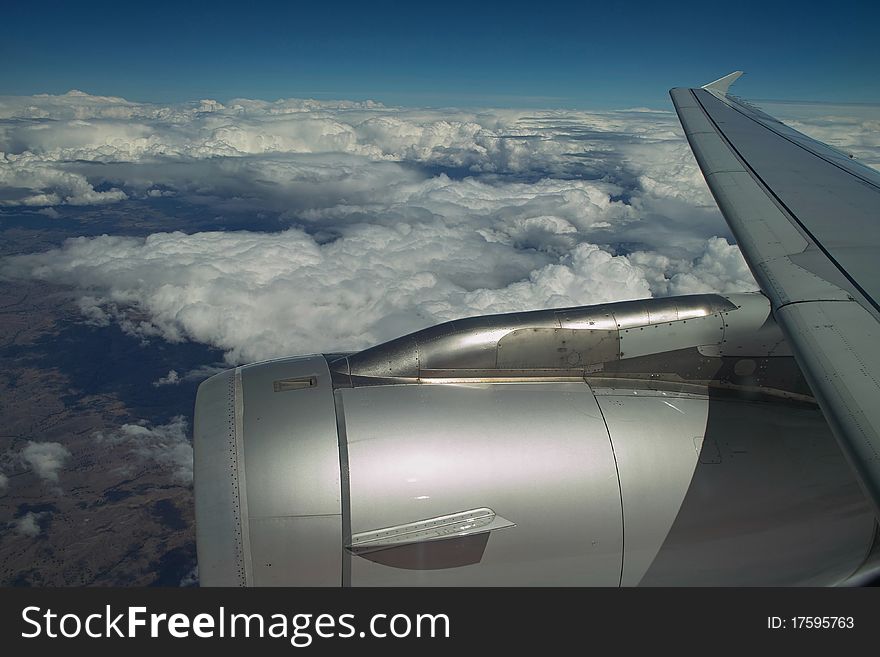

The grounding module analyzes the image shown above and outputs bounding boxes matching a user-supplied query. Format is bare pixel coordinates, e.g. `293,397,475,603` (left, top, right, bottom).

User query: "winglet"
702,71,744,95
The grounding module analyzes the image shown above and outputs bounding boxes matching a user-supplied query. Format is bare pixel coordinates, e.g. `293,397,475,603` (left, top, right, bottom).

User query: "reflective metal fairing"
194,355,343,586
635,393,874,586
193,369,248,586
329,293,734,383
325,293,813,409
340,382,622,585
193,292,880,586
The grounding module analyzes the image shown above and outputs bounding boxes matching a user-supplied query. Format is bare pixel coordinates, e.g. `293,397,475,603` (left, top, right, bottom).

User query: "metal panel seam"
233,366,254,586
709,92,880,192
593,388,625,587
333,389,352,587
687,89,880,316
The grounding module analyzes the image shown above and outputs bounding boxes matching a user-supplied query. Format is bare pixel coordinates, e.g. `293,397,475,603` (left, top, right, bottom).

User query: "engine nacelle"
194,293,879,586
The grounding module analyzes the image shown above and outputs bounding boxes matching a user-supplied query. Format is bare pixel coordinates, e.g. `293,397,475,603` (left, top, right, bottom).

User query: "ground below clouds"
0,274,199,585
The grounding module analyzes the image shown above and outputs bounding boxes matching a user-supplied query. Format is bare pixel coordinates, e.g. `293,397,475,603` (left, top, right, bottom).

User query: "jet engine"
194,292,879,586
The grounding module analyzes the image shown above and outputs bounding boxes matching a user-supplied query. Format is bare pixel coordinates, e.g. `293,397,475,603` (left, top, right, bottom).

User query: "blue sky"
2,0,878,108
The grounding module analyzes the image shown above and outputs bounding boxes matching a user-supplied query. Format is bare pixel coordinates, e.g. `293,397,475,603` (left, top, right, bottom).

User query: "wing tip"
701,71,744,95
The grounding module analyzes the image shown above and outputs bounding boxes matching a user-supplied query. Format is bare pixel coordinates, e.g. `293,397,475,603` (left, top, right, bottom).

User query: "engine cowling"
194,293,879,586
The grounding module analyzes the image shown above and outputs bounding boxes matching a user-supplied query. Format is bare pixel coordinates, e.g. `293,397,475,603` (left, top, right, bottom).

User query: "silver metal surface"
694,88,880,312
273,376,317,392
775,301,880,513
639,396,875,585
595,391,709,586
194,355,344,586
240,356,341,518
196,329,876,586
340,382,623,585
496,327,618,369
702,71,743,94
671,78,880,517
698,293,791,358
249,516,343,586
193,368,249,586
349,508,515,550
617,312,724,359
330,294,742,385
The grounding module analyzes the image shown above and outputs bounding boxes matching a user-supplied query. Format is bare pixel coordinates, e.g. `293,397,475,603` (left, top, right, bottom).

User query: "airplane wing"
670,73,880,517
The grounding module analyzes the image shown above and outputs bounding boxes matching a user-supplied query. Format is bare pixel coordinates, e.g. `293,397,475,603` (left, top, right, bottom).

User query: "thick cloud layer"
5,226,754,362
2,91,876,362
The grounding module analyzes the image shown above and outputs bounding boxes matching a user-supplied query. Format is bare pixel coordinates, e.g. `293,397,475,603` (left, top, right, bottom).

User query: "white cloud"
179,565,199,587
0,91,702,210
1,91,875,212
93,416,192,484
0,154,127,207
3,91,875,364
179,364,228,382
13,511,48,537
153,370,181,387
3,222,756,363
0,97,758,362
628,237,755,297
19,442,70,484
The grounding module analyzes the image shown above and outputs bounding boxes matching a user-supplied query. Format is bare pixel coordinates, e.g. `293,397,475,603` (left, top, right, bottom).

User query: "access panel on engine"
337,382,622,586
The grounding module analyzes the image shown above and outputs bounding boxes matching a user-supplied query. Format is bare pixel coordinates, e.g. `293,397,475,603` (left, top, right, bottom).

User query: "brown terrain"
0,279,196,585
0,205,239,586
